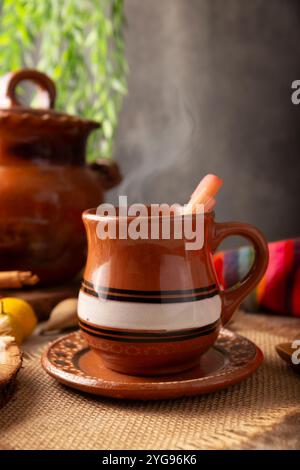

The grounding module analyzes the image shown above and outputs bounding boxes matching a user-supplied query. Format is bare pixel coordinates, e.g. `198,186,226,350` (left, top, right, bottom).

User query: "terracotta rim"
82,207,215,222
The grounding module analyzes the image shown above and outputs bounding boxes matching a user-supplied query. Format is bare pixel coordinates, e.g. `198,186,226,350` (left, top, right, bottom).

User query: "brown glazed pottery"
276,340,300,374
0,69,121,285
78,208,268,376
41,329,263,400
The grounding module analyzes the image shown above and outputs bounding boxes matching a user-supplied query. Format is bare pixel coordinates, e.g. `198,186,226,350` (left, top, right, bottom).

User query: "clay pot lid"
0,69,100,132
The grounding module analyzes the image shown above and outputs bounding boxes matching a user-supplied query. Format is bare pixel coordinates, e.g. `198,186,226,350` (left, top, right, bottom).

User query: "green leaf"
111,78,127,94
0,0,128,160
102,119,113,139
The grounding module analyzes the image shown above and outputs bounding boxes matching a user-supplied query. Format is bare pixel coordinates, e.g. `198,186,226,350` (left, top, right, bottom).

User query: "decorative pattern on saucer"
41,329,263,400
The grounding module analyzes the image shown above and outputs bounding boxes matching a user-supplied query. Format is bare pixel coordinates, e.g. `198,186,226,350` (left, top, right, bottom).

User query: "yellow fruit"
0,298,37,343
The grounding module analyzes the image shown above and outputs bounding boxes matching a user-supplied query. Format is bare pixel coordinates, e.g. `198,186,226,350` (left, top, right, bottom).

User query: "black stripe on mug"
82,279,217,297
78,318,220,338
79,322,218,343
80,286,219,303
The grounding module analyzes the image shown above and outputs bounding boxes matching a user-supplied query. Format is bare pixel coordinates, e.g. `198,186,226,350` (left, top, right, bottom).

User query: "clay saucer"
41,329,263,400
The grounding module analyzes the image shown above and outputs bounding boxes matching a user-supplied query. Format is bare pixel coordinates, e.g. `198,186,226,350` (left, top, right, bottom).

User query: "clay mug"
78,208,268,376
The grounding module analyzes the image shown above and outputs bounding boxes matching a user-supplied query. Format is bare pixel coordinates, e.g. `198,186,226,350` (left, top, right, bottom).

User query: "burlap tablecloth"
0,313,299,450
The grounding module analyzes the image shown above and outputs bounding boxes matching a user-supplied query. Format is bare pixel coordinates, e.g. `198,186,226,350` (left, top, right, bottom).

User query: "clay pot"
0,69,121,285
78,208,268,376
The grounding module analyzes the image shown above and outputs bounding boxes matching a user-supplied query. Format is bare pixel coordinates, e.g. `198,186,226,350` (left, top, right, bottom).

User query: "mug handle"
89,158,122,190
211,220,269,325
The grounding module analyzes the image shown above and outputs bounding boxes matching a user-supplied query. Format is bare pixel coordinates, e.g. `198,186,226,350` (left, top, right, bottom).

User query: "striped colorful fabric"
214,238,300,317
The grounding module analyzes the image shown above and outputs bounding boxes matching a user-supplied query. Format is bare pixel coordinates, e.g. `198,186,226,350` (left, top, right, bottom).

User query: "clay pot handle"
0,69,56,109
89,159,122,190
211,220,269,325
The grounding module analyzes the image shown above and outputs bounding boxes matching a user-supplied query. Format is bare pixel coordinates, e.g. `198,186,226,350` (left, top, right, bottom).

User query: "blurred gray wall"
110,0,300,242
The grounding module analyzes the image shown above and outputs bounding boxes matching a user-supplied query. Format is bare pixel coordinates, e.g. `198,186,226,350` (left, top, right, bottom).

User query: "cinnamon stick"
184,174,223,214
0,271,39,289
